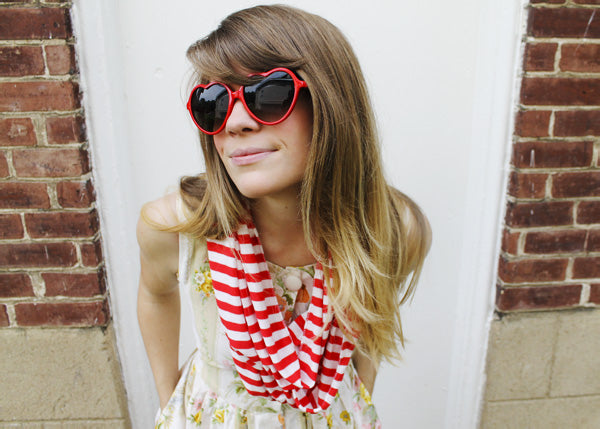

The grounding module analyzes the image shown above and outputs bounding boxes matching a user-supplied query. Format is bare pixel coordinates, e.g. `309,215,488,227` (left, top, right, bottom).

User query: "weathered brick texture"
0,273,34,297
0,8,71,40
46,115,85,144
514,110,551,137
0,81,80,112
14,301,108,326
0,2,110,329
0,242,77,268
577,201,600,224
45,44,76,75
523,43,557,72
512,141,593,169
0,182,51,208
521,78,600,106
56,180,94,208
590,284,600,303
0,117,36,146
497,1,600,312
496,284,581,312
0,46,44,76
0,214,24,239
560,44,600,73
505,201,573,228
508,172,547,199
0,153,9,178
43,271,105,297
528,8,600,38
555,110,600,137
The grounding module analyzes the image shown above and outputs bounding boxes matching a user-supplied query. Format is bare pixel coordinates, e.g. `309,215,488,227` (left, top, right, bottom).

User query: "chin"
236,186,278,200
233,180,302,201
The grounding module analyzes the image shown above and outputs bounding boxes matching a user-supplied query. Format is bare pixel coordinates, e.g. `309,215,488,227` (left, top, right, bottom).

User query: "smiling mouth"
228,148,276,166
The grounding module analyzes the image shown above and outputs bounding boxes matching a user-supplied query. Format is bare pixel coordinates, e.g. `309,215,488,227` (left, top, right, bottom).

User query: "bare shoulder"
137,193,180,283
139,192,180,229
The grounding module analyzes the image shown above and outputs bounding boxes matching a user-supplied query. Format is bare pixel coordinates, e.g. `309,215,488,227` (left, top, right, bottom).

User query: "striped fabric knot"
206,221,355,413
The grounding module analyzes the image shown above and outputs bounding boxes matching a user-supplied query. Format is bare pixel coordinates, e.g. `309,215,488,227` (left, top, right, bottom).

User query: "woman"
137,5,431,428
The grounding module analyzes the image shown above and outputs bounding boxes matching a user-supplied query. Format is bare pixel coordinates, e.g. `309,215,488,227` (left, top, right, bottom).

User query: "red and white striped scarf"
206,221,355,413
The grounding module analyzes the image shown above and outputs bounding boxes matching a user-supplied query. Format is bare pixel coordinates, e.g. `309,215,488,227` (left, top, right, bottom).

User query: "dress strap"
175,193,194,286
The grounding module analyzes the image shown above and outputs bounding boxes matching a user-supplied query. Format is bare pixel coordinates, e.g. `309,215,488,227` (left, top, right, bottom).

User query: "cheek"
212,136,225,156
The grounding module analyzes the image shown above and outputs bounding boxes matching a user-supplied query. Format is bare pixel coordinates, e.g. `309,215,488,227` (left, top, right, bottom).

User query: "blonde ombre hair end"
176,5,431,364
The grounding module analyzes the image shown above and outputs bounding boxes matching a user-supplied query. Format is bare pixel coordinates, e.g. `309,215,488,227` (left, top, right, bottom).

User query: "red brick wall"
0,2,109,327
498,0,600,311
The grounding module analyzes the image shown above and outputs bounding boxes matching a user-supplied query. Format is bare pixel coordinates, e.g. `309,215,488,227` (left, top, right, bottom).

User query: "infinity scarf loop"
206,221,355,413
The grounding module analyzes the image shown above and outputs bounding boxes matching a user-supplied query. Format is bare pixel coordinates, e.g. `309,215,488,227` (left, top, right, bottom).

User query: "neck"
250,188,314,267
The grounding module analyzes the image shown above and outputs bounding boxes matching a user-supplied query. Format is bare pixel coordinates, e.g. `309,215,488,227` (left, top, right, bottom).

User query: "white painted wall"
73,0,524,427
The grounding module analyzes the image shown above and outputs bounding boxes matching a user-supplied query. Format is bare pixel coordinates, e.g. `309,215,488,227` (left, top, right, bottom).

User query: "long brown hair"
178,5,431,364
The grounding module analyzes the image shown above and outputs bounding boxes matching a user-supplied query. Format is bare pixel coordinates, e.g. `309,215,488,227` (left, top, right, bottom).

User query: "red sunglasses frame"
186,67,308,135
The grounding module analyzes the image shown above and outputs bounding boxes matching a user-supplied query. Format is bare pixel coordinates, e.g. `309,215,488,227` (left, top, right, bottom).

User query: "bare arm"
136,193,181,409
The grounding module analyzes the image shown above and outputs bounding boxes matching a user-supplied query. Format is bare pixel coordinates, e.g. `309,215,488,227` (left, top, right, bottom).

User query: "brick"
43,271,105,297
508,172,547,199
0,8,71,40
554,110,600,137
14,300,109,327
573,257,600,278
0,152,8,177
13,148,89,177
586,229,600,251
496,284,581,312
0,118,36,146
552,172,600,198
57,180,94,208
531,0,565,3
514,110,551,137
0,273,34,297
524,43,557,72
513,141,592,169
0,182,50,208
528,8,600,38
524,229,586,254
502,229,520,254
578,201,600,224
0,81,80,112
505,201,573,227
498,257,568,283
0,242,76,268
45,44,76,75
80,240,103,267
46,115,85,144
590,284,600,304
0,46,44,77
25,210,98,239
521,78,600,106
560,44,600,73
0,305,8,327
0,214,24,239
573,0,600,4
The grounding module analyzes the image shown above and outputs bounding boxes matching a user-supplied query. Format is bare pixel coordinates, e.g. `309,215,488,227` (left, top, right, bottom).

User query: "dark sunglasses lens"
190,84,229,132
244,71,295,123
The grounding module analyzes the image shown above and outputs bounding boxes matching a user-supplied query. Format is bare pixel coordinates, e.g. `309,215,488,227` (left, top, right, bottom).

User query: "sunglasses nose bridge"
229,86,244,103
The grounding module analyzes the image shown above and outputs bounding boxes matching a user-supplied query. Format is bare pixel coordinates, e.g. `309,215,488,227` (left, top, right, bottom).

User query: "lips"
228,147,276,166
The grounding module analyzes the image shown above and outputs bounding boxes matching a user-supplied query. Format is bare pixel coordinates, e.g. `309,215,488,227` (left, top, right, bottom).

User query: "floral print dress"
155,210,381,428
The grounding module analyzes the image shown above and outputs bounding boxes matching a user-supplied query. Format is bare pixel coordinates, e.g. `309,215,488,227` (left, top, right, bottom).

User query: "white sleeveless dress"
154,206,382,428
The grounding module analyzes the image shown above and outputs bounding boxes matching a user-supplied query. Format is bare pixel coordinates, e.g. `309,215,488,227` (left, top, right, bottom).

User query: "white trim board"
71,2,156,427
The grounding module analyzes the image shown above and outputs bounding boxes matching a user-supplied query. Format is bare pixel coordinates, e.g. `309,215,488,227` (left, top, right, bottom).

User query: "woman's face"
212,90,312,200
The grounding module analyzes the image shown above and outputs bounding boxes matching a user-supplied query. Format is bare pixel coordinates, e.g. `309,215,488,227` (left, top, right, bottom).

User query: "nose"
224,100,260,135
